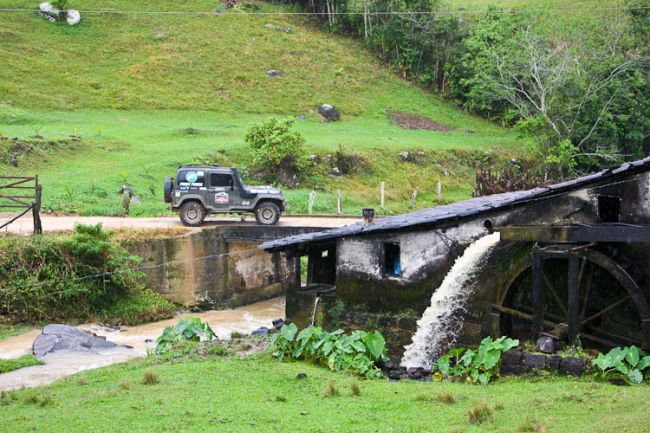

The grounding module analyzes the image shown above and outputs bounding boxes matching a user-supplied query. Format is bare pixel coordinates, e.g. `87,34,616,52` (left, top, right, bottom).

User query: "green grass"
0,325,33,341
0,355,43,374
0,0,528,216
0,354,648,432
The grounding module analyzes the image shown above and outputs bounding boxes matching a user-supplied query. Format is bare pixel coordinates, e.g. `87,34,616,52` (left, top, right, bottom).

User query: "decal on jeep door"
215,192,229,204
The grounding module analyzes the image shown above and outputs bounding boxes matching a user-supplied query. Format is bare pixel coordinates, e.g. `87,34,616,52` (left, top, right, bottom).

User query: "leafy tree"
245,117,306,187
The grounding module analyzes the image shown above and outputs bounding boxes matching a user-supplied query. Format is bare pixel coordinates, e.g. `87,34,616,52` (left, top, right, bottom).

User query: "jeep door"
208,172,235,211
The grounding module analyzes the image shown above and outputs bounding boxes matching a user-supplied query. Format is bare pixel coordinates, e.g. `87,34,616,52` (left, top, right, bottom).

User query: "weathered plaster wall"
127,225,318,309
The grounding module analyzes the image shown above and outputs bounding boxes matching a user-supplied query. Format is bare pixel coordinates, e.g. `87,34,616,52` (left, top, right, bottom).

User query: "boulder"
32,324,118,358
318,104,340,122
536,336,559,354
266,69,282,77
251,326,270,336
272,318,284,330
559,357,587,376
523,352,547,371
66,9,81,25
500,350,524,375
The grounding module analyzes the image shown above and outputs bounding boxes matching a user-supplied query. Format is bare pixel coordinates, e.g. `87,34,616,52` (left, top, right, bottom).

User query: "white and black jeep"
164,166,286,226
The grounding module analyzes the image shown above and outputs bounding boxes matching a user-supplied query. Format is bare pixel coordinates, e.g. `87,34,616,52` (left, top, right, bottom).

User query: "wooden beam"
567,253,579,346
500,225,650,243
532,249,544,339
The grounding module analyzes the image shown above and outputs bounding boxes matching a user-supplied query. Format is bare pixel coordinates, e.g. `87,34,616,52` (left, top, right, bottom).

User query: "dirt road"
2,214,360,235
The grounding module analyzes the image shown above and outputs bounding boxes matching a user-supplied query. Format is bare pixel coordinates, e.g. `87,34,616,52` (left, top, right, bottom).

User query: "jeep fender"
174,194,208,210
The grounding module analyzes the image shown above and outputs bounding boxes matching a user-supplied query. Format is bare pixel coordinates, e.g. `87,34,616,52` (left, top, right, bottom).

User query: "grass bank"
0,355,42,375
0,353,647,432
0,108,525,216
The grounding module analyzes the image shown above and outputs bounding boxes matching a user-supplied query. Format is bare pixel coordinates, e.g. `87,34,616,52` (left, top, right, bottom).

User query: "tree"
245,117,306,187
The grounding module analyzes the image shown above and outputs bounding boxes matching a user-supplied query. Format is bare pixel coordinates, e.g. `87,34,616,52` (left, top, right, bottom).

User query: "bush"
245,117,306,187
433,336,519,384
271,324,387,379
592,345,650,385
0,224,174,324
155,317,216,355
103,288,175,326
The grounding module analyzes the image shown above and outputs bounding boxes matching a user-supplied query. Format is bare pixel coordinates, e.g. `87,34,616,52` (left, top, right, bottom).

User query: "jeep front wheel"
179,201,206,227
255,201,281,225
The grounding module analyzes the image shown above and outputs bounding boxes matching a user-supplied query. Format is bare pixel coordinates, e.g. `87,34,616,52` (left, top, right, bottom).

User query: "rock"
38,2,60,21
296,372,307,380
398,317,418,330
378,359,395,371
546,356,561,371
66,9,81,25
523,352,547,371
536,336,559,354
272,318,284,330
308,154,319,163
32,324,118,358
500,350,524,375
399,151,410,161
266,69,282,77
318,104,340,122
264,23,291,33
388,369,403,381
559,357,587,376
251,326,270,336
10,156,17,167
330,167,341,176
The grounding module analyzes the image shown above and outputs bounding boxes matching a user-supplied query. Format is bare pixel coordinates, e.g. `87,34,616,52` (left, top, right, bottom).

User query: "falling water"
311,296,320,326
401,232,501,370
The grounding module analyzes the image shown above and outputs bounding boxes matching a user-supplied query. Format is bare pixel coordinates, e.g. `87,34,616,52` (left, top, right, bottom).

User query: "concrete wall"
127,225,320,309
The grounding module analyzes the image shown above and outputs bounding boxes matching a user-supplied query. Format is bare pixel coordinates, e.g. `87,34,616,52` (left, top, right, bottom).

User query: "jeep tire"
179,201,206,227
255,201,281,225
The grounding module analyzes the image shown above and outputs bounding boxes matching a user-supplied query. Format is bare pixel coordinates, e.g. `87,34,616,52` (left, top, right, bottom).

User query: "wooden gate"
0,176,42,234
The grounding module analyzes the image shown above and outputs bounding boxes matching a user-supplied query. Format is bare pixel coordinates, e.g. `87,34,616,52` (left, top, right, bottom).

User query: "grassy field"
0,353,648,432
0,0,528,216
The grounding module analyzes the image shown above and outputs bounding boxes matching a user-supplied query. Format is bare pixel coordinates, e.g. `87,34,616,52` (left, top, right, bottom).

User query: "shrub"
0,224,173,324
592,345,650,385
141,369,160,385
104,288,175,326
155,317,216,355
271,324,387,379
245,117,306,186
433,336,519,384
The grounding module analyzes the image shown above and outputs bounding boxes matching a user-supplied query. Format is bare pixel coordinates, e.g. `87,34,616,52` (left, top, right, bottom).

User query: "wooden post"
33,176,42,235
308,191,316,215
408,189,418,208
567,253,580,346
337,189,342,215
531,248,544,339
380,182,385,210
436,179,442,201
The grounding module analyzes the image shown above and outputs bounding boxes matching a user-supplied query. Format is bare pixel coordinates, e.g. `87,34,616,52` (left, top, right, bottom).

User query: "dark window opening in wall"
598,195,621,223
307,247,336,286
384,242,401,276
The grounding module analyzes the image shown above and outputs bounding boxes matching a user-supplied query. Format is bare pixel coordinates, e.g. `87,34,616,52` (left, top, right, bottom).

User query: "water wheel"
495,247,650,350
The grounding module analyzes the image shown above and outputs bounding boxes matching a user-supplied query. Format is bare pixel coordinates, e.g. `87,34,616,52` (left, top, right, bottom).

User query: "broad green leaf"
614,361,629,375
482,349,501,370
365,331,386,359
637,356,650,371
280,323,298,342
625,346,640,367
627,369,643,384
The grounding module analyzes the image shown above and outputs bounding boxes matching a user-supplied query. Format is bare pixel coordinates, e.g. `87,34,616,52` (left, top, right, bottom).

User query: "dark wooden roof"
260,157,650,251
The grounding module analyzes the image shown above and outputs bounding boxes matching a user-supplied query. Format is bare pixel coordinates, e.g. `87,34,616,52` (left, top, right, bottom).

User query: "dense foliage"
0,224,174,324
155,318,216,355
272,324,387,378
432,336,519,384
295,0,650,176
592,345,650,385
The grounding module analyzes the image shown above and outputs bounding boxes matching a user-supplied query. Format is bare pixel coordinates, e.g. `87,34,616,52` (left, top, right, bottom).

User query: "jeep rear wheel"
255,201,281,225
179,201,206,227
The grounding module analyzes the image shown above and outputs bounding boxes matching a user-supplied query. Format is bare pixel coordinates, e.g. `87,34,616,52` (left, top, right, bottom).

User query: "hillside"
0,0,525,216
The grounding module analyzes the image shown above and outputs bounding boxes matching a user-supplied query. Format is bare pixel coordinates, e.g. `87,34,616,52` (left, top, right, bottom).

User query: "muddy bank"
0,297,284,391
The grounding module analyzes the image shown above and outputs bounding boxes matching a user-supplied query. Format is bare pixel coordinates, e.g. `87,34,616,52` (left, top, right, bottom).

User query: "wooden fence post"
337,190,343,215
308,191,316,215
436,179,442,201
380,182,385,210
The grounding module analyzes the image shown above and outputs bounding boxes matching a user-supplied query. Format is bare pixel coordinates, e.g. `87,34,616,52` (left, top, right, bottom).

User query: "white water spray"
401,232,501,370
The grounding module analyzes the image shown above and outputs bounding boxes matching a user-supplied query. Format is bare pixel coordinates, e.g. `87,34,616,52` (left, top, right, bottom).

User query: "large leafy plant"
433,336,519,384
592,345,650,385
271,324,387,379
155,317,216,355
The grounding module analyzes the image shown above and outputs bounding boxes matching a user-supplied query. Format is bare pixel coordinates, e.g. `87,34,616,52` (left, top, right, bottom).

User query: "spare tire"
163,177,173,203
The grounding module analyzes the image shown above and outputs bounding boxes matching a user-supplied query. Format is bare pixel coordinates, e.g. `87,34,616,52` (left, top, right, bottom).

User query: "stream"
0,297,284,391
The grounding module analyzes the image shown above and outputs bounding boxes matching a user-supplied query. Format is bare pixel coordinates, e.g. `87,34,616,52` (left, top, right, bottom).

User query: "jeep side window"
210,173,234,188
